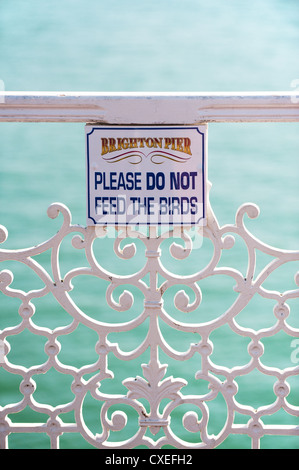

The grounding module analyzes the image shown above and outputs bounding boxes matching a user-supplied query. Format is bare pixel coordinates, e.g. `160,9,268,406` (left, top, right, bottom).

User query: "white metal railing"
0,93,298,450
0,91,299,123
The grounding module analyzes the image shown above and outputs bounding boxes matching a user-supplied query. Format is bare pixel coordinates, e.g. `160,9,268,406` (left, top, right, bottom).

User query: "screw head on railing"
274,380,290,399
19,303,35,319
44,339,61,357
273,304,290,320
20,378,36,396
248,340,264,359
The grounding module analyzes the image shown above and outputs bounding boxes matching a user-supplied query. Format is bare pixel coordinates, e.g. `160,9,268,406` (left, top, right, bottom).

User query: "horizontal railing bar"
232,424,299,436
7,422,79,433
0,92,298,123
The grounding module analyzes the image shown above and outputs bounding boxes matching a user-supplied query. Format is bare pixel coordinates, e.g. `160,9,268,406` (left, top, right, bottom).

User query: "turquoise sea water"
0,0,298,449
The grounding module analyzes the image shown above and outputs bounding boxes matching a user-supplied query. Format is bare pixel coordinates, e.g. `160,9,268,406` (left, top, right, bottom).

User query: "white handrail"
0,92,298,123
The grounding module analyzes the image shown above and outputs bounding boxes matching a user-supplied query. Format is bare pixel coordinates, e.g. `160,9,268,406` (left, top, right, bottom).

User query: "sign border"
86,125,207,226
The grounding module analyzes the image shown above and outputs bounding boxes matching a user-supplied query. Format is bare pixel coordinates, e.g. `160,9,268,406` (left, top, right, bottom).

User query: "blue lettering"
170,172,198,190
94,172,142,191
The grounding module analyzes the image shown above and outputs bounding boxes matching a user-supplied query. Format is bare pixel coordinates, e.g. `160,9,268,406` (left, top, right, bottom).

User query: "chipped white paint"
0,93,298,449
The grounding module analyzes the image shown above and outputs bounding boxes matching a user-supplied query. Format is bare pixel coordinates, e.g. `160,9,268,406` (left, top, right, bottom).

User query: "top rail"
0,92,298,124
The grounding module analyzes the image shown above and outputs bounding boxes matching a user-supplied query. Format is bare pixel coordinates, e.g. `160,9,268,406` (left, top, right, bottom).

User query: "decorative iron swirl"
0,195,298,449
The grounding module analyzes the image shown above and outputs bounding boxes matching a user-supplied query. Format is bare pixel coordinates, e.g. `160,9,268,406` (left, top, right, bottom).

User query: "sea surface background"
0,0,298,449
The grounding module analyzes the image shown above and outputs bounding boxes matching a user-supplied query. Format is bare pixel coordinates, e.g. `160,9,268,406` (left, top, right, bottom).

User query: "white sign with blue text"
86,125,207,226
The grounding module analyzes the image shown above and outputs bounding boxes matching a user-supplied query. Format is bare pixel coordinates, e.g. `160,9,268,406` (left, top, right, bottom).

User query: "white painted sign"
86,125,207,226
